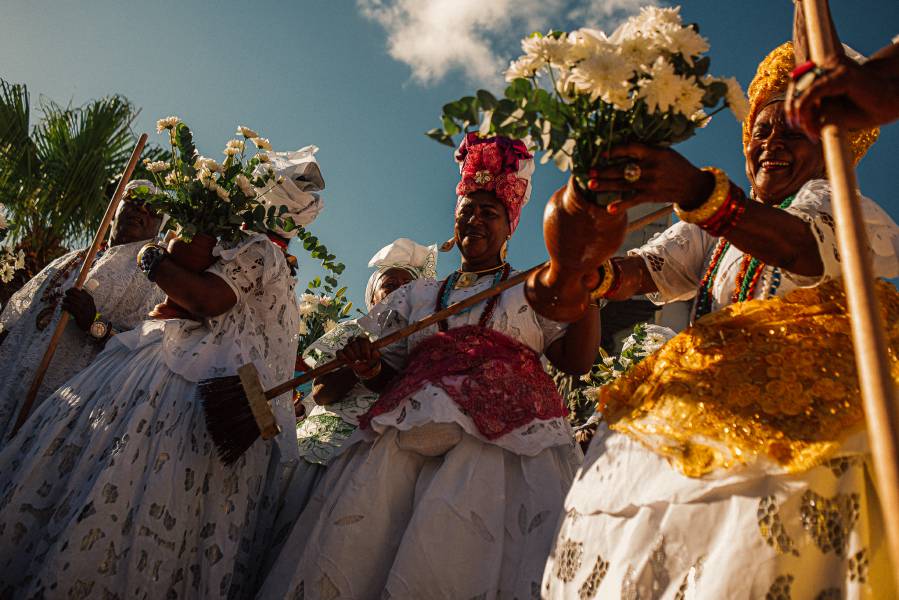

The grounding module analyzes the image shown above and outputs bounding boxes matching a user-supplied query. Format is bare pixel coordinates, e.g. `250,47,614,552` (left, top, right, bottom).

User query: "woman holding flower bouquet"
260,134,598,600
541,40,899,599
0,123,321,599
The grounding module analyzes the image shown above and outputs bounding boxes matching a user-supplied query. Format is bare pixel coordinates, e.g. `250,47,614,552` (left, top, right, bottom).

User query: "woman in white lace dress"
542,42,899,599
0,180,165,445
0,156,323,598
261,238,437,571
260,134,599,599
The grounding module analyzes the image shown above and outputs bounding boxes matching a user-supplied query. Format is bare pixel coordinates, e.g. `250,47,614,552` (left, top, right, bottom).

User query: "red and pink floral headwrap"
455,133,535,233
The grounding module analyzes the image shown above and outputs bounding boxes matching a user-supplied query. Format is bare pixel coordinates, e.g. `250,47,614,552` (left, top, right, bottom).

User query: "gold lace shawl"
599,280,899,477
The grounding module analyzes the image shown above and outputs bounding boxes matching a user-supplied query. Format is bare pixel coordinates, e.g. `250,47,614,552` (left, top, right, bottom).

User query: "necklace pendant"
455,272,478,288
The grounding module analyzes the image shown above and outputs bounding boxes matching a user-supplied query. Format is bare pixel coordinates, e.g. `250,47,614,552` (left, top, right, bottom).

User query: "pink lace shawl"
359,325,566,440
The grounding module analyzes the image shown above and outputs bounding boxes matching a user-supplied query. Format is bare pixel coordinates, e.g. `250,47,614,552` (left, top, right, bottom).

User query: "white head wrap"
365,238,438,309
254,145,325,238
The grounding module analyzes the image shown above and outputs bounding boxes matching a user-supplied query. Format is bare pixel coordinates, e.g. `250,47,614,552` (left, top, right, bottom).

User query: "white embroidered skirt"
0,338,271,599
259,426,581,599
542,426,893,600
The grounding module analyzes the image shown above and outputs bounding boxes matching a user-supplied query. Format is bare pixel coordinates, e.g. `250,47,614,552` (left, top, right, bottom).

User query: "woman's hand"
337,336,382,380
61,288,98,332
786,51,899,139
587,144,715,215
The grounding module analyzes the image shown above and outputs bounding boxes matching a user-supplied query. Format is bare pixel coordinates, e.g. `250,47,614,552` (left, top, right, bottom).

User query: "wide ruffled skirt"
0,338,271,599
542,426,893,599
259,426,581,599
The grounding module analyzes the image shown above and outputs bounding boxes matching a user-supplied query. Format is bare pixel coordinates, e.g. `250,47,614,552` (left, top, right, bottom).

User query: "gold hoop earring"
440,237,456,252
500,237,509,261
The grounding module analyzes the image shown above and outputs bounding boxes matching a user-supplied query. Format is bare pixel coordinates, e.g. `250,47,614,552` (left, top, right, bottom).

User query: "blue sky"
3,0,897,310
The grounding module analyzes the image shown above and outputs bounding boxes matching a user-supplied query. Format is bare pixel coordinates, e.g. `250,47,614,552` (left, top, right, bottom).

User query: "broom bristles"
197,375,263,465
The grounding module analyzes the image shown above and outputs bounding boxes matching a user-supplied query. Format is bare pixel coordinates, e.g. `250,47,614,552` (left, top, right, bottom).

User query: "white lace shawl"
630,179,899,318
0,241,165,440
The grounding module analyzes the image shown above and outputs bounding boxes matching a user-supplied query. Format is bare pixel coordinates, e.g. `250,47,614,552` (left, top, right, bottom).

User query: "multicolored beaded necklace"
694,195,794,319
435,263,510,332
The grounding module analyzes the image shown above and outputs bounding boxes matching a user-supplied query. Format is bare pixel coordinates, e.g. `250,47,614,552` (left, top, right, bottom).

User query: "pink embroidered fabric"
359,325,566,440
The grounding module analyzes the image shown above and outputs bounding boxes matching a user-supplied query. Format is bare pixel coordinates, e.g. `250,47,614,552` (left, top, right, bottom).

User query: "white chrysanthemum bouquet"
137,118,291,242
428,7,749,204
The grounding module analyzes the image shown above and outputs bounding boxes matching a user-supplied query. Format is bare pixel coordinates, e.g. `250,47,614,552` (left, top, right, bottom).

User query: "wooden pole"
11,133,149,435
803,0,899,589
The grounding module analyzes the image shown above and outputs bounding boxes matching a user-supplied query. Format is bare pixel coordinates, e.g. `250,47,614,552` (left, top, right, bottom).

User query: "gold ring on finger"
623,162,642,183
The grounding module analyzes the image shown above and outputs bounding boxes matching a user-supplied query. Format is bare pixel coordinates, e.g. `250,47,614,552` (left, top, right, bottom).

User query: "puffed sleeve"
783,179,899,287
356,279,418,371
206,236,270,304
628,220,717,305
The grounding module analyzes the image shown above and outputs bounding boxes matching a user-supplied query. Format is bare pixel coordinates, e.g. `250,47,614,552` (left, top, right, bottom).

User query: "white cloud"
358,0,656,87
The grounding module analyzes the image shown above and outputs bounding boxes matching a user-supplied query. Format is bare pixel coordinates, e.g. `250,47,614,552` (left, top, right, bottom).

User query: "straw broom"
199,204,672,464
11,133,148,436
801,0,899,590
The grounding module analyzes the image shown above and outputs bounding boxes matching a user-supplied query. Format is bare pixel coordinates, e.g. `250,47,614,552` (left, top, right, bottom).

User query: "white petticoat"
0,337,272,599
259,427,582,599
541,425,894,599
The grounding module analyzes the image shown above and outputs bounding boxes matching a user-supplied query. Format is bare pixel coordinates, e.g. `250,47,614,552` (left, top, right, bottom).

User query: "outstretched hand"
336,336,382,379
61,288,97,332
786,53,898,139
586,144,714,215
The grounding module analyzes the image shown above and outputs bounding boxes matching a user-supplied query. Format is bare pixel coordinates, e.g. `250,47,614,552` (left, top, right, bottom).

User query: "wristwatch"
89,312,111,341
137,243,168,282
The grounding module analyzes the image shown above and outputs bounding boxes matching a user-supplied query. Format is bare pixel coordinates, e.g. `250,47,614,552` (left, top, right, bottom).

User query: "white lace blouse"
631,179,899,318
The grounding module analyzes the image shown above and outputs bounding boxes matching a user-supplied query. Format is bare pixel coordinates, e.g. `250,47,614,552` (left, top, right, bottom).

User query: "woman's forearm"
546,306,600,376
152,260,237,317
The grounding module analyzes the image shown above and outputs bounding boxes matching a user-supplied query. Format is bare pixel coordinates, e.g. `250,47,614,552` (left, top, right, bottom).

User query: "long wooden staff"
803,0,899,588
12,133,148,435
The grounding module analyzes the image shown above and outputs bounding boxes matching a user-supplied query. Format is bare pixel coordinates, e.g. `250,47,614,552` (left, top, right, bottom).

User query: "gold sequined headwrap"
599,279,899,478
742,42,879,166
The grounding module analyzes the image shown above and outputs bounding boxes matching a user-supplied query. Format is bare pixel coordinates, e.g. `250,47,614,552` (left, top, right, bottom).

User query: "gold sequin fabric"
599,279,899,477
742,42,879,166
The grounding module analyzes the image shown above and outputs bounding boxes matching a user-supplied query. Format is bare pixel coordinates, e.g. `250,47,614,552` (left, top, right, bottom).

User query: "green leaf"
426,129,456,147
476,90,498,111
505,78,531,101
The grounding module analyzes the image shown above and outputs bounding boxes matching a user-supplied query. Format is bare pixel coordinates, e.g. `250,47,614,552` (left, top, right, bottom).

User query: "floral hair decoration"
455,133,535,233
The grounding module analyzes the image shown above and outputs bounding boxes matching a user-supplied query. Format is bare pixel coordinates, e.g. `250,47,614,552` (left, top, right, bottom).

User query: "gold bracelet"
673,167,730,225
356,360,382,381
589,259,616,301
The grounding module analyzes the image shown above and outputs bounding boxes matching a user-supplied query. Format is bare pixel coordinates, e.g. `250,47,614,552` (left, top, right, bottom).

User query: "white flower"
235,173,256,198
214,183,230,202
226,139,245,151
144,160,170,173
722,76,749,121
252,137,272,151
582,386,602,402
155,116,181,133
256,153,270,163
298,302,316,317
504,55,542,82
196,167,214,185
569,45,636,110
318,295,333,307
164,171,183,187
654,23,709,63
236,126,259,139
0,263,13,284
690,110,710,128
298,320,309,335
324,319,338,333
567,28,611,63
521,34,572,67
300,293,319,305
223,147,240,157
552,138,576,172
193,156,222,173
14,249,25,269
638,57,702,115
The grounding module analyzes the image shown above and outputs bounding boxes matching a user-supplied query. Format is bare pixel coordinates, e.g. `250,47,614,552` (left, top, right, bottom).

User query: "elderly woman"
541,41,899,599
260,134,598,599
0,179,165,445
0,153,324,598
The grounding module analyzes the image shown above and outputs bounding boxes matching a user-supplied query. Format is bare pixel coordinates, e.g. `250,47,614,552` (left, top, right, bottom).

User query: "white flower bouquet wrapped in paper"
428,6,748,204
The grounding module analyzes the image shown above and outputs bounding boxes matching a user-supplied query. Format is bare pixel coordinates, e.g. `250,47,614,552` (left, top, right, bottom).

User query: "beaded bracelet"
702,183,748,237
674,167,730,225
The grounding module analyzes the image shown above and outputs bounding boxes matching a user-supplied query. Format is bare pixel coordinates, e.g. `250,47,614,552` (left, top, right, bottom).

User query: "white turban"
120,179,168,232
365,238,438,310
254,145,324,238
